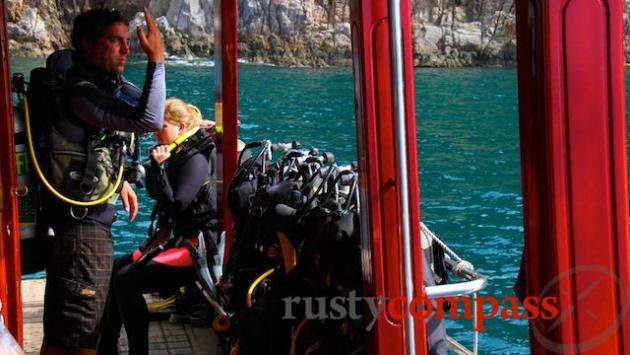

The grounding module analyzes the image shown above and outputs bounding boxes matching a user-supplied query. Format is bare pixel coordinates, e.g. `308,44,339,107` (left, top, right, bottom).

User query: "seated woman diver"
97,98,218,355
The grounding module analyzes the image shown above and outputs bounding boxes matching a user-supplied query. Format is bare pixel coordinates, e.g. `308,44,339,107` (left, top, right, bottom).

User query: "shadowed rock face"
14,0,624,67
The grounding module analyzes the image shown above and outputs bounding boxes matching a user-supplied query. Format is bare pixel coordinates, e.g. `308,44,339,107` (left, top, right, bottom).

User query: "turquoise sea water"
10,57,533,353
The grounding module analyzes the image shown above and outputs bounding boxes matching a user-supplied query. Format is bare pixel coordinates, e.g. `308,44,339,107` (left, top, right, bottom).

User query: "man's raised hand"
137,7,165,63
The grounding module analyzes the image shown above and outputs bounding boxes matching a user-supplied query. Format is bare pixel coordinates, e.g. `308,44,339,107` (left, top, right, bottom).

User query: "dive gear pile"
218,141,364,355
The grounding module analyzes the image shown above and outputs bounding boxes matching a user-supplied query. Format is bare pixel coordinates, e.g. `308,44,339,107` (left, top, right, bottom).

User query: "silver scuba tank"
13,101,38,241
13,72,53,274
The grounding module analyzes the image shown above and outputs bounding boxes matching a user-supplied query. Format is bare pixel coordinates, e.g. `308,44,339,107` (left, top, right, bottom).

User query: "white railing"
421,222,488,355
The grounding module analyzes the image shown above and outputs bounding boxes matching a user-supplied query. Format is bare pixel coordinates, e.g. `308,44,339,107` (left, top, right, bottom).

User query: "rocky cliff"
2,0,625,67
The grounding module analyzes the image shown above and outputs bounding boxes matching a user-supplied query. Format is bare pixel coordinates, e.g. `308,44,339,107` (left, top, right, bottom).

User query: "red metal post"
215,0,239,263
349,0,427,354
0,0,23,344
516,0,630,353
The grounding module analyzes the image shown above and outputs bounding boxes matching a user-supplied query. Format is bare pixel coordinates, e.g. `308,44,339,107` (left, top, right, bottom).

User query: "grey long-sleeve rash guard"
67,62,165,133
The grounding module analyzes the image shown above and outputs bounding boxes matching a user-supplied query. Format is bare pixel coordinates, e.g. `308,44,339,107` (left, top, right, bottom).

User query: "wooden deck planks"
22,279,219,355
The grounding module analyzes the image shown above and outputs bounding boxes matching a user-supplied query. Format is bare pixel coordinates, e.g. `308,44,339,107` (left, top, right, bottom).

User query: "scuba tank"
13,94,37,241
12,75,51,275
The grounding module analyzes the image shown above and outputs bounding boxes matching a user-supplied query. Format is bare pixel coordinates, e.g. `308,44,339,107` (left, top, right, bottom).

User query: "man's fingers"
143,7,152,26
139,8,155,40
139,7,165,62
136,26,148,46
143,7,157,32
130,209,137,222
121,195,129,212
129,193,138,222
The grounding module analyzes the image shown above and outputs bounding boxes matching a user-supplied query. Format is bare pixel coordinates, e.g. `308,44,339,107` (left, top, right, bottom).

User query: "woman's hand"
137,7,165,63
150,145,171,164
200,119,216,130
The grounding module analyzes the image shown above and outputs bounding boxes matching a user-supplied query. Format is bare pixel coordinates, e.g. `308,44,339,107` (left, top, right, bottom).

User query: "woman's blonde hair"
163,98,202,131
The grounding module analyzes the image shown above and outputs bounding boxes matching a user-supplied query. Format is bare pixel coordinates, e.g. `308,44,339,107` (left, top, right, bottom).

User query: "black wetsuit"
98,136,214,355
47,59,166,225
42,58,165,349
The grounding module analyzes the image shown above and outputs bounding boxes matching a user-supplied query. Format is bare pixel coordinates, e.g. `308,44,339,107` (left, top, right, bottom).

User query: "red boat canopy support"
214,0,239,263
350,0,428,353
0,0,23,344
516,0,630,353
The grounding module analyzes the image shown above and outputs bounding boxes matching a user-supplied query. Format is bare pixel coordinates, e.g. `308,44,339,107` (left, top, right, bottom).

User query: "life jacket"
25,49,136,205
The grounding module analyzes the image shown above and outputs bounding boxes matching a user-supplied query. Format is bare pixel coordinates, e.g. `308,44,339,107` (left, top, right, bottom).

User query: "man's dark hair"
71,9,128,54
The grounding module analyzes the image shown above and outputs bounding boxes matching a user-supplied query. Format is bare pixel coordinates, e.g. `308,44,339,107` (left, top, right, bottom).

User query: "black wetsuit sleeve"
150,154,209,216
67,62,165,132
144,161,156,199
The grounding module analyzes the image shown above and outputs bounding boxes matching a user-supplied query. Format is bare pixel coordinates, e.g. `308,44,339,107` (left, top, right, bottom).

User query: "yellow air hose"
146,295,177,313
167,126,199,152
23,95,131,206
246,268,276,307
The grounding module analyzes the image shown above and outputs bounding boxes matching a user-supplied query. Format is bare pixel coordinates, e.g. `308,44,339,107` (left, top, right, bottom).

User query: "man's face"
83,22,130,74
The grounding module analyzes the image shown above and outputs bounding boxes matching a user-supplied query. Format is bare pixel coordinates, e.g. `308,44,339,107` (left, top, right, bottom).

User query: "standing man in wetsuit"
41,8,165,355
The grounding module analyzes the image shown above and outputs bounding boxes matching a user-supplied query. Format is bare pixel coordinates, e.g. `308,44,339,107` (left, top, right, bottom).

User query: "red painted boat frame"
1,0,629,354
0,1,23,344
215,0,239,265
349,0,427,354
515,0,630,354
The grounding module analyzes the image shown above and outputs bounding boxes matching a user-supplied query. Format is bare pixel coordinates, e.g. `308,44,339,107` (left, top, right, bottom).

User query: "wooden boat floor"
22,279,219,354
